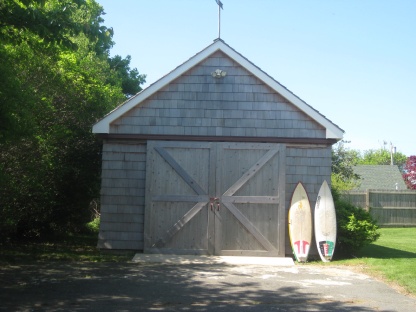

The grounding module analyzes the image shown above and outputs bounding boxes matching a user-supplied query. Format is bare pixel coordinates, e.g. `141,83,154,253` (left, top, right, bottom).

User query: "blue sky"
97,0,415,157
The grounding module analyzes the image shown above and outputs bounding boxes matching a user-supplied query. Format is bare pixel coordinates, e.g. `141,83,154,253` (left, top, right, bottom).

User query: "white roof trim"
93,40,344,139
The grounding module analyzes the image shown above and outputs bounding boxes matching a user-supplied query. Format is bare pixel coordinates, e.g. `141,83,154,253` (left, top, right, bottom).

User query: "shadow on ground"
357,244,416,259
0,261,389,311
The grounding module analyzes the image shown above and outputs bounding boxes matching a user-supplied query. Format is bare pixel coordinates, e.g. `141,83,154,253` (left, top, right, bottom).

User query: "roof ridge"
93,40,344,138
217,41,343,132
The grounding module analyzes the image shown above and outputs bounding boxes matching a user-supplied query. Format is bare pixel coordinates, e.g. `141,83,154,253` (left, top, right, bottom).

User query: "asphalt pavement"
1,255,415,311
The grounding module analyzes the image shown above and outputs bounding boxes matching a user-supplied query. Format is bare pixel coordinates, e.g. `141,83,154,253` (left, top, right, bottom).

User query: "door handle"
210,197,220,211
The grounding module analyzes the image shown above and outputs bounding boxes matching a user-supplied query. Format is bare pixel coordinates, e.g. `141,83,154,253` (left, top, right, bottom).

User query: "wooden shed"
92,39,344,257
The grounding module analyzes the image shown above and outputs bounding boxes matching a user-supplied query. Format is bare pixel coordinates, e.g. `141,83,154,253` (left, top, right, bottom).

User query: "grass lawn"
334,227,416,296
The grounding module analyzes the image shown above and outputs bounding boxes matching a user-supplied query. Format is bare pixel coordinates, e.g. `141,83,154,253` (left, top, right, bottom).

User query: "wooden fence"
341,190,416,227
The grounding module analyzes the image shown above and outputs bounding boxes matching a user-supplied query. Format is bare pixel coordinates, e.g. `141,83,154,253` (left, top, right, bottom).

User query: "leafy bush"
332,189,380,257
85,217,100,234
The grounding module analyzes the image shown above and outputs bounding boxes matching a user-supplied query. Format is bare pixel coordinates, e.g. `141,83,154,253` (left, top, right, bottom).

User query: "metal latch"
209,197,220,211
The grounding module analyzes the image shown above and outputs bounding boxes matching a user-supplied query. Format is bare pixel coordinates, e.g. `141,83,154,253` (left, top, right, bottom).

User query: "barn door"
144,141,285,256
144,141,215,255
215,143,285,257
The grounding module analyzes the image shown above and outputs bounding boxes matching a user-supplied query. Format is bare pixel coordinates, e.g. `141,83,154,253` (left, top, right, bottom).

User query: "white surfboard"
314,180,337,262
288,182,312,262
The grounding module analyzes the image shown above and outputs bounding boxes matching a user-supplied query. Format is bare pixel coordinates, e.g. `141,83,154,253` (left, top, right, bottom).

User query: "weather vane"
215,0,223,38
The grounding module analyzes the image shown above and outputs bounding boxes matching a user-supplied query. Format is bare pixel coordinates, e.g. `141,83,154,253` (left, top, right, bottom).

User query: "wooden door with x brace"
144,141,286,257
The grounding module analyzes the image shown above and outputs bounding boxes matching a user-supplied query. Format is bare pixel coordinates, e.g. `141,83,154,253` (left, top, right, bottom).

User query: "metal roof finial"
215,0,223,38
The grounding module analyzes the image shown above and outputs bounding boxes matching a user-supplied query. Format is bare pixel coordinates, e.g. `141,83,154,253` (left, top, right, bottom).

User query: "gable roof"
353,165,407,191
93,39,344,139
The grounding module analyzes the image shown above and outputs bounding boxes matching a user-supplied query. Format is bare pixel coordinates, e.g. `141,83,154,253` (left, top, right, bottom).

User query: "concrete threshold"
132,254,295,266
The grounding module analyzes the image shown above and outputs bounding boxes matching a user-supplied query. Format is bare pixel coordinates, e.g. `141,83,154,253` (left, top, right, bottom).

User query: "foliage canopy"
358,148,407,169
331,141,360,190
0,0,145,240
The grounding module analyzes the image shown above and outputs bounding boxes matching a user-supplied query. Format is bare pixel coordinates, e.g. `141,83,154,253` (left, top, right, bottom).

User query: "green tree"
0,0,113,51
108,55,146,97
358,148,407,168
331,141,361,191
0,0,145,240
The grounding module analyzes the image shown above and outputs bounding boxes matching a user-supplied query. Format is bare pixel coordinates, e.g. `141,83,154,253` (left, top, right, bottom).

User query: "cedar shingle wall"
97,143,332,254
110,51,325,138
285,146,332,218
97,142,146,250
284,146,332,256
